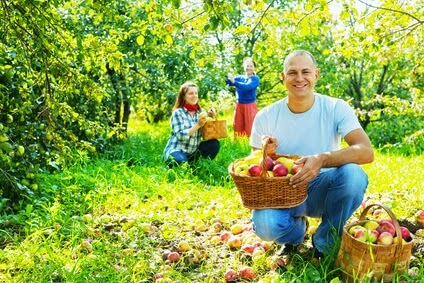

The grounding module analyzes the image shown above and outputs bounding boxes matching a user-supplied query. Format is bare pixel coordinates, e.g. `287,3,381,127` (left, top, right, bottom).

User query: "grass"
0,117,423,282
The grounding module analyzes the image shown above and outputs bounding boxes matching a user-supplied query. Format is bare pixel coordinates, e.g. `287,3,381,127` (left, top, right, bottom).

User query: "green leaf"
136,35,145,46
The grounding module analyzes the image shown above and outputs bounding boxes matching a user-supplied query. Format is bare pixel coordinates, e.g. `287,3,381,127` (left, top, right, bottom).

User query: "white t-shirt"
250,93,362,156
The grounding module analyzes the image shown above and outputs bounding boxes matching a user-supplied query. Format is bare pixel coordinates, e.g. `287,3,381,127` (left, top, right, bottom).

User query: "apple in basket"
377,220,396,236
377,231,394,245
260,156,275,171
291,163,303,175
272,163,288,177
275,157,295,174
248,164,262,176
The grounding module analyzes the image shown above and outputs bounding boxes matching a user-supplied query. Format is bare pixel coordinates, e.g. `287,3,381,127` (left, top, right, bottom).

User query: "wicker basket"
337,203,415,283
228,147,308,209
202,118,228,140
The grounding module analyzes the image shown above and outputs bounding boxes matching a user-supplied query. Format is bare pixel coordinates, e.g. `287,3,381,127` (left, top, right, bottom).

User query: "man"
249,50,374,258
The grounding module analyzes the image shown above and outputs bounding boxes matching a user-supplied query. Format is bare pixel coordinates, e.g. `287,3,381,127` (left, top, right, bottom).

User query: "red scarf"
183,103,198,112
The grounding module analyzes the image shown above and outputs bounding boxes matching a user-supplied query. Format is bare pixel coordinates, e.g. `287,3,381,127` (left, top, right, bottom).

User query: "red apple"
366,229,379,243
377,231,394,245
400,226,411,240
272,163,288,177
291,163,303,175
260,156,275,171
239,266,256,280
220,231,231,241
416,210,424,226
377,220,396,236
353,228,367,242
348,225,365,236
167,251,180,262
224,269,238,282
248,164,262,176
162,249,172,260
241,244,255,254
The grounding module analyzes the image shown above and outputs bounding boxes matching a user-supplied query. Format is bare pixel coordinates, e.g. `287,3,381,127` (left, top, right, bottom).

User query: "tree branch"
357,0,423,23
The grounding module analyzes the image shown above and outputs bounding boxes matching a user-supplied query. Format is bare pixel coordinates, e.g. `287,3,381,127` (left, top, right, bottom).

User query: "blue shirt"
226,75,260,104
163,107,202,159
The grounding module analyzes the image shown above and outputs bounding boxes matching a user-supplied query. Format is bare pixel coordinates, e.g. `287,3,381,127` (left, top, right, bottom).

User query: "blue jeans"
251,163,368,255
166,139,220,166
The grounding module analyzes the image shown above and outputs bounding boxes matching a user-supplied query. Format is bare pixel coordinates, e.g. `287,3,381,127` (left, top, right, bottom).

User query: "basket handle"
207,107,217,120
260,138,273,178
359,203,403,255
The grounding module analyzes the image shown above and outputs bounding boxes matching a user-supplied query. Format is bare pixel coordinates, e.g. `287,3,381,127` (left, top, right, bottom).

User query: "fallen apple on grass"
224,269,238,282
177,240,191,252
230,223,243,235
227,235,242,249
239,266,256,280
167,251,180,262
415,210,424,227
220,231,232,241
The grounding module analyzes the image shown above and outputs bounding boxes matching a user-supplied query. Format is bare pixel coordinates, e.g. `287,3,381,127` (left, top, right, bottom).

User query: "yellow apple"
276,157,294,174
234,161,249,175
244,155,261,166
363,220,379,230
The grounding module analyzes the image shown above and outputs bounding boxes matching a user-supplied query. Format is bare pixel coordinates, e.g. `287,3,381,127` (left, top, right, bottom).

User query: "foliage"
1,0,424,205
0,118,423,282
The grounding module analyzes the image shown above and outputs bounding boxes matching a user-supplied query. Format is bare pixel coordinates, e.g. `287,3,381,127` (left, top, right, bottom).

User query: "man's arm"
319,128,374,167
289,128,374,188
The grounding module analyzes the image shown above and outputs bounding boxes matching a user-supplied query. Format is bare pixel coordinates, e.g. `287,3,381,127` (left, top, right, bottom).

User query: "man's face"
281,54,319,97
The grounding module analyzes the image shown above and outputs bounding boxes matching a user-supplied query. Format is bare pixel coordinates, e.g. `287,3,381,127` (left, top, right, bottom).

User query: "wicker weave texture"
202,120,228,140
337,204,415,283
228,154,308,209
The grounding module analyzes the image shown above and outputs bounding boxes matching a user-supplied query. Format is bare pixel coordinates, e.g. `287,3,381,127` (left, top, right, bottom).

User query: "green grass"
0,118,423,282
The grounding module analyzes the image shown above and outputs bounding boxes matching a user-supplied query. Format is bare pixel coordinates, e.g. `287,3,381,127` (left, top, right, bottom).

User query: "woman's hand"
227,74,235,84
198,117,207,127
207,107,216,119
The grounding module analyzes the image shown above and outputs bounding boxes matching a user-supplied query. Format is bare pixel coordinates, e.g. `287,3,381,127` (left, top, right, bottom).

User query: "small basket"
228,141,308,209
202,118,228,140
337,203,415,283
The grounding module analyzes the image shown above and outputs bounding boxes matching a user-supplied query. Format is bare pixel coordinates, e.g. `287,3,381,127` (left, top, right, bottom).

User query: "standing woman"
163,81,220,166
226,57,260,139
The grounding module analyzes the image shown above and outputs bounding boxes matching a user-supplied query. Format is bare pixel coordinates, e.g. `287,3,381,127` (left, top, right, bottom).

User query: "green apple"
348,225,365,236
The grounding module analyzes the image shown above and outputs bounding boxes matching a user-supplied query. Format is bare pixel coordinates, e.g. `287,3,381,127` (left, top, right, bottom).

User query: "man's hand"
261,135,278,155
289,155,322,188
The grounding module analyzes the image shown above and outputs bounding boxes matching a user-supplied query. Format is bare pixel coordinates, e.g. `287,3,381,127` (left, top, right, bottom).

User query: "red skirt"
233,102,258,137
